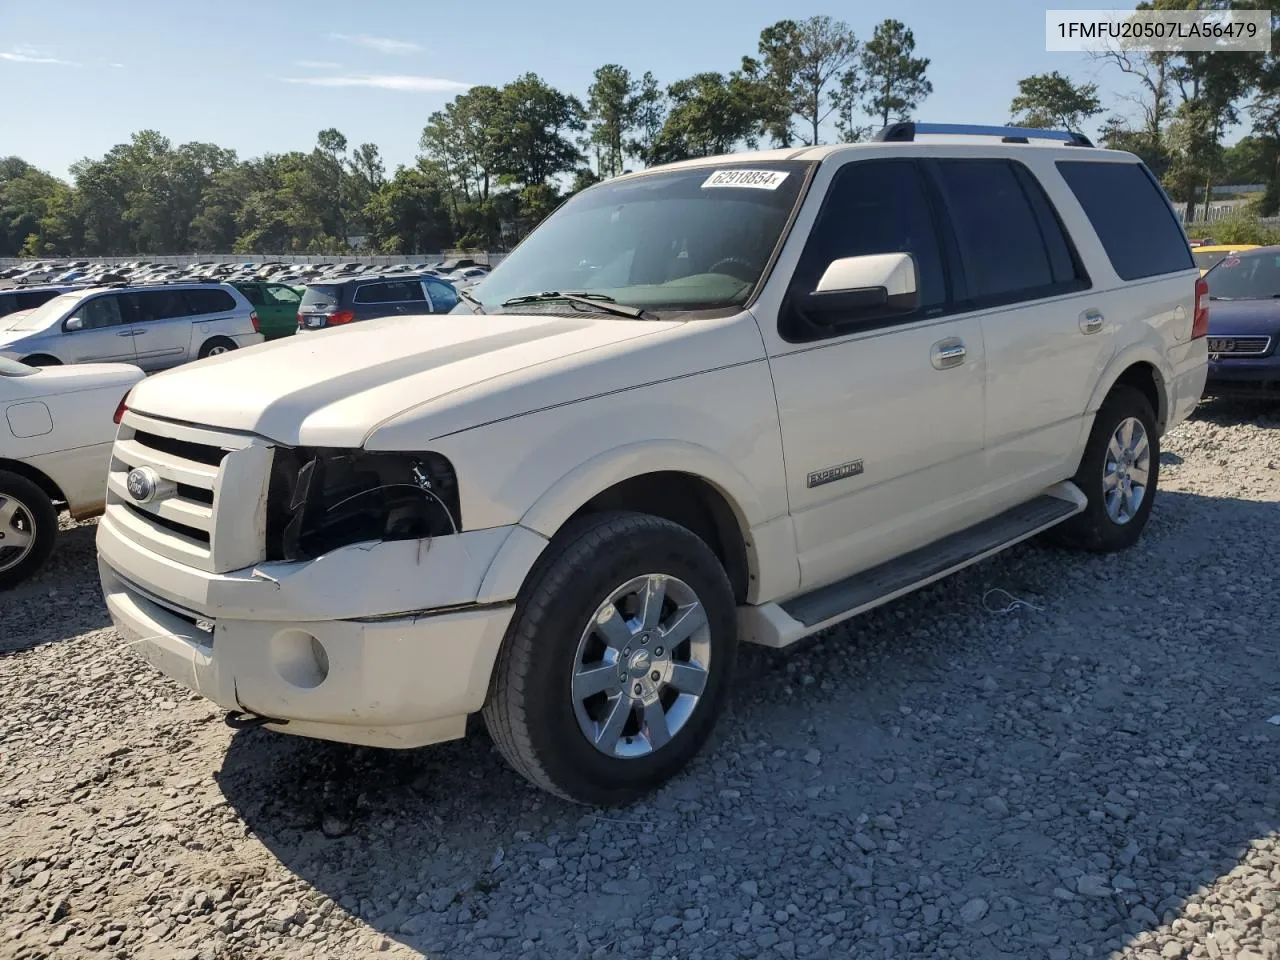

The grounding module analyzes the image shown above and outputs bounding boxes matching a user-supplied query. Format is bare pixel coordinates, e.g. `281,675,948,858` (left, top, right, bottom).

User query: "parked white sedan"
1,356,144,588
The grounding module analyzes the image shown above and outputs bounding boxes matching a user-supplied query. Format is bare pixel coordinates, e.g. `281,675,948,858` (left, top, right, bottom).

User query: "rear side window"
1056,161,1195,280
0,293,19,318
354,281,426,304
124,289,195,322
16,290,63,311
931,159,1084,307
236,284,266,306
185,288,237,314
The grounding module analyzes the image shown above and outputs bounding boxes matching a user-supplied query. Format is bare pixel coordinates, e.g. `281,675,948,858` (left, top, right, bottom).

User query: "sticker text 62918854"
701,169,790,190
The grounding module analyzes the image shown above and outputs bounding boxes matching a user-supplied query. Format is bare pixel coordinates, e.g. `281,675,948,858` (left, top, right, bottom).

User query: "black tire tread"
1055,385,1159,553
0,469,59,590
482,511,734,804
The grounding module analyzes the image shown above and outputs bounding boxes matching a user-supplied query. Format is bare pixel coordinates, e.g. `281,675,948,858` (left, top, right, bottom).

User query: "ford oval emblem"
125,466,160,504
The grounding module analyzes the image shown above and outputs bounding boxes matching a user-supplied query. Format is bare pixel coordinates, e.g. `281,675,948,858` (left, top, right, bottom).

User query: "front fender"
519,438,767,539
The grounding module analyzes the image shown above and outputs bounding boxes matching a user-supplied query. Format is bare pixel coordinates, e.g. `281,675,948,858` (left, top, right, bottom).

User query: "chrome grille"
1207,335,1272,358
106,411,273,573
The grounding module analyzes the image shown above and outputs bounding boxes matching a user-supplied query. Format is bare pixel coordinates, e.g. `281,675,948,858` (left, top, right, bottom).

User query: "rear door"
352,280,427,320
263,284,302,337
60,294,138,364
121,289,196,370
298,284,344,329
924,157,1101,500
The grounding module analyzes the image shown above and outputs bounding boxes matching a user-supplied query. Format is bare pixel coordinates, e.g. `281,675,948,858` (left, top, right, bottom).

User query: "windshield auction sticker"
702,169,790,190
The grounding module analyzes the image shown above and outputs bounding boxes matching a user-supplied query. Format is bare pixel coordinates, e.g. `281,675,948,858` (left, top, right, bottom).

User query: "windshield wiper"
457,288,487,314
501,291,649,320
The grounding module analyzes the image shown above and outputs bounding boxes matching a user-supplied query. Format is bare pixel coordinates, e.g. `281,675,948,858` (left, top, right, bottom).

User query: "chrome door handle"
1080,309,1104,335
931,337,966,370
115,330,135,337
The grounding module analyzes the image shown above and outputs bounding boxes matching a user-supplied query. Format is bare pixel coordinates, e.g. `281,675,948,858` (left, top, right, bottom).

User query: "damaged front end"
265,447,462,562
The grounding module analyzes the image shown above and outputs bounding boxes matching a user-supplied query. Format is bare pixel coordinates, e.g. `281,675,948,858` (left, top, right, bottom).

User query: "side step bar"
742,484,1085,648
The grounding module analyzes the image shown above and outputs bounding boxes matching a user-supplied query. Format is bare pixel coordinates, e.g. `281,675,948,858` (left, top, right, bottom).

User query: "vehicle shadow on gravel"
0,521,109,655
1192,397,1280,427
215,489,1279,959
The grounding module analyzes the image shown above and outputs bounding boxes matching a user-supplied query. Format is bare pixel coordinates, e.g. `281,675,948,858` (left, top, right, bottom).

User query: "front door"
765,158,988,591
60,294,138,364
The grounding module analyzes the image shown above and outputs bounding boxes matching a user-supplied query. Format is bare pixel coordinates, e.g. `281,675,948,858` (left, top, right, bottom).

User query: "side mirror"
799,252,920,325
63,316,83,332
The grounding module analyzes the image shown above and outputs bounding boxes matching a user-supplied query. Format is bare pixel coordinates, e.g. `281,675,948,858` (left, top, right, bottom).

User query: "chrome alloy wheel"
1103,416,1151,525
0,494,37,574
570,574,712,759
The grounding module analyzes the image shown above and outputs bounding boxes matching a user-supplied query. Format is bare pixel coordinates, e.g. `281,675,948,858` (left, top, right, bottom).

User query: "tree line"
0,15,930,257
1009,1,1280,223
7,4,1280,258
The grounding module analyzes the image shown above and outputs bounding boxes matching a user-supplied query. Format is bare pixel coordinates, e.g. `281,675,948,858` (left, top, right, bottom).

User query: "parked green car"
230,281,303,340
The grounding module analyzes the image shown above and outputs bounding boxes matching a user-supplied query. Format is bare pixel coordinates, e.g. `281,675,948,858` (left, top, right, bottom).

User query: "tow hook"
224,710,288,731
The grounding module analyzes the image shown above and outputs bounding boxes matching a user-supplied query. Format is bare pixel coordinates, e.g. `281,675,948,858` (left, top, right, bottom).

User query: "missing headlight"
265,448,462,561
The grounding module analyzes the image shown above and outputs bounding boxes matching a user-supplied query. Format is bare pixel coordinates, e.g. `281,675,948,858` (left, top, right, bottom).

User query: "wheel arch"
1087,350,1169,431
0,458,65,505
518,442,767,605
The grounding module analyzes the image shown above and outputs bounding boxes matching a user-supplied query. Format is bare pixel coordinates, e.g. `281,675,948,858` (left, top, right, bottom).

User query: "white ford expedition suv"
98,123,1208,805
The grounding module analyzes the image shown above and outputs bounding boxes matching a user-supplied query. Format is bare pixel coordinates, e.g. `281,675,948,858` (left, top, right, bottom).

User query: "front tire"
483,512,738,806
1055,385,1160,553
0,471,58,590
20,355,61,367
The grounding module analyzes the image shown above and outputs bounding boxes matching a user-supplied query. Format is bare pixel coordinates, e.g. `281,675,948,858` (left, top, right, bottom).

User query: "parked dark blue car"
1202,245,1280,399
296,274,461,333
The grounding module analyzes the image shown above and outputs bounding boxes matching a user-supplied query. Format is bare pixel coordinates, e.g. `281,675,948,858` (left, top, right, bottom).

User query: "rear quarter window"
185,288,237,314
1055,160,1194,280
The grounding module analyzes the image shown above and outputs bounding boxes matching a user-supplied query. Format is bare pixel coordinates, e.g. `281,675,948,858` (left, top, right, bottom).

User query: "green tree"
857,19,932,128
587,64,638,179
626,71,668,165
492,73,585,189
363,164,454,253
0,158,78,256
755,16,858,145
652,71,769,162
1009,71,1102,131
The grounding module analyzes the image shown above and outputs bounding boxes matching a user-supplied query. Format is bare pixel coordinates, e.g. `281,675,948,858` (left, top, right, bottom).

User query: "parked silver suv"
0,283,263,370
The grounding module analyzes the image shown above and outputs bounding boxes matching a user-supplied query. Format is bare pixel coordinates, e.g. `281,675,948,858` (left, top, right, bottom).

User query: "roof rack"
873,122,1094,148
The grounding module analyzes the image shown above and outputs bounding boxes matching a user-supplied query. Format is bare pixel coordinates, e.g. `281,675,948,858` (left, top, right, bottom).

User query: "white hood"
126,312,680,447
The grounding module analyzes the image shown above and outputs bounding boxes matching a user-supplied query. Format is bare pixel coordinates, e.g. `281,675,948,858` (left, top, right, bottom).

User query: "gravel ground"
2,401,1278,960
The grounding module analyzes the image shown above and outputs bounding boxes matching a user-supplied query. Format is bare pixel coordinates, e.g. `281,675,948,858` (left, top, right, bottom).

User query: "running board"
741,483,1085,648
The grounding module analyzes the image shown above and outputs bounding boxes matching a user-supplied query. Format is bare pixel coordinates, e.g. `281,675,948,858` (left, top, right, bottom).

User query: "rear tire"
483,512,738,806
20,355,60,367
198,337,236,359
1054,385,1160,553
0,470,58,590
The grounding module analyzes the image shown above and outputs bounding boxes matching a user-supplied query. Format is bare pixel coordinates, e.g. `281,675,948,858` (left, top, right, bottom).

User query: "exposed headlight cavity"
265,448,462,561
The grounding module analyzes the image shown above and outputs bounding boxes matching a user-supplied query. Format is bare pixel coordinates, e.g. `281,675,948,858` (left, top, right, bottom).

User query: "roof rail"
874,122,1094,148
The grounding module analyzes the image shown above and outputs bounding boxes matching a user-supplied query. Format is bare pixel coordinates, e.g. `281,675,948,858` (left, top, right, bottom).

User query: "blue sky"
4,0,1157,181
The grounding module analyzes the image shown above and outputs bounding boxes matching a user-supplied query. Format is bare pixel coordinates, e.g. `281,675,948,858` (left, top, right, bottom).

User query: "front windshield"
7,292,82,331
0,357,35,376
472,161,813,314
1205,250,1280,299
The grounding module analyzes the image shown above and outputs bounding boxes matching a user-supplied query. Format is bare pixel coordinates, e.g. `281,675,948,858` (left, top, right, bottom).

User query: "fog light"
271,629,330,689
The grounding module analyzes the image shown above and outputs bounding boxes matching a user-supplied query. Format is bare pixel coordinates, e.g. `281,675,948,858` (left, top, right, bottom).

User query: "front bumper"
96,513,531,748
1205,356,1280,398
